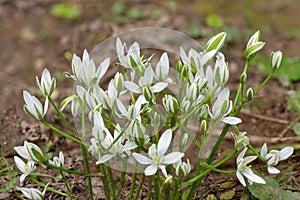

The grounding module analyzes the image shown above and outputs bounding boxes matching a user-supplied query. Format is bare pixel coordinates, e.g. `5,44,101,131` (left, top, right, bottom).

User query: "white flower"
97,80,118,109
174,159,191,176
72,49,109,87
14,141,44,163
127,120,150,146
133,129,184,177
154,52,172,82
14,156,36,184
49,151,64,167
208,88,242,125
260,143,294,174
23,90,48,121
16,186,47,200
270,50,283,70
114,72,124,93
96,125,137,164
116,38,141,69
116,95,146,121
91,111,110,141
36,68,56,97
214,52,229,85
236,148,266,187
125,67,168,102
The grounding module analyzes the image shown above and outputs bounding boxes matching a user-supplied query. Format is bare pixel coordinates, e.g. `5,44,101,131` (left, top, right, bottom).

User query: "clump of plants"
14,30,294,199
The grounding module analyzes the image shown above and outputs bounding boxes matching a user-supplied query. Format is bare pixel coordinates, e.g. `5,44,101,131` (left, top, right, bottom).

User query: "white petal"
97,58,110,80
116,99,128,117
20,174,27,184
143,67,154,85
237,148,248,163
221,116,242,125
148,144,157,158
243,156,257,165
132,153,153,165
14,156,26,174
159,165,168,177
260,143,268,159
163,152,184,164
267,166,280,174
279,146,294,161
157,129,172,155
243,170,266,184
236,171,246,187
14,146,30,160
16,187,32,199
145,164,158,176
151,82,168,93
123,142,137,151
96,154,114,164
125,81,141,93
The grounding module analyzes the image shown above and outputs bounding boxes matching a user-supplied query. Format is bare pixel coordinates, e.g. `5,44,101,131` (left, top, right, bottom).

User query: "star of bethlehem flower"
116,38,141,70
133,129,184,177
270,50,283,70
96,124,137,164
236,148,266,187
36,68,56,97
245,30,265,59
49,151,64,167
124,67,168,100
23,90,48,121
14,141,44,163
14,156,36,184
208,88,242,125
116,95,146,121
234,132,249,150
260,143,294,174
71,49,109,87
154,52,172,83
16,186,47,200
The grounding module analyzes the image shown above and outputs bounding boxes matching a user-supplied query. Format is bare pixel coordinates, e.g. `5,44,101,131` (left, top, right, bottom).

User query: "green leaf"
289,90,300,115
292,122,300,136
206,14,223,29
248,177,300,200
51,3,80,21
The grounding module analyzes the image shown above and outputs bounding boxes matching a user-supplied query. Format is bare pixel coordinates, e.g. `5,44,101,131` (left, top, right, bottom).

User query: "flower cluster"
17,30,294,199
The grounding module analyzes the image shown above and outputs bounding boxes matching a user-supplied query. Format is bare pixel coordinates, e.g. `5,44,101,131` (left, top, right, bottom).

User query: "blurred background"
1,0,300,113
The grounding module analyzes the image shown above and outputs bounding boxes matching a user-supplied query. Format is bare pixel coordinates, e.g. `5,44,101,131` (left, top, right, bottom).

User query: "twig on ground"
240,109,289,124
279,116,300,137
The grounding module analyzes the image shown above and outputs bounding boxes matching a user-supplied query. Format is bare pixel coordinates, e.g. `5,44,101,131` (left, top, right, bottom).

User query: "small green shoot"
50,3,80,21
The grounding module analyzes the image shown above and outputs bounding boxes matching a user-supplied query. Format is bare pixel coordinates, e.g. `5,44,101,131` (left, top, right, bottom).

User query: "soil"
0,0,299,199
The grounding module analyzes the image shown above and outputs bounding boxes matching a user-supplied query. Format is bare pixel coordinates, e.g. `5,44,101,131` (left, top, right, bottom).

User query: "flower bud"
270,50,283,70
23,90,48,121
180,132,189,151
164,174,173,184
245,31,265,60
36,68,56,97
175,160,191,176
240,73,247,84
114,72,124,93
162,95,179,114
142,86,154,102
234,132,249,150
14,141,45,163
200,120,208,135
205,32,227,52
246,87,254,101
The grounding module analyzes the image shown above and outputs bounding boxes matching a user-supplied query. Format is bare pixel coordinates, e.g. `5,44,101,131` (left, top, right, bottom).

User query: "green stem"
100,164,111,200
43,162,86,176
180,150,237,190
129,172,137,199
154,176,161,200
164,184,170,200
148,176,152,200
116,162,127,198
255,73,273,95
30,177,68,197
233,60,249,111
200,161,236,174
59,170,76,199
48,96,76,133
134,173,145,200
107,164,116,199
248,143,265,161
41,120,85,146
80,144,93,199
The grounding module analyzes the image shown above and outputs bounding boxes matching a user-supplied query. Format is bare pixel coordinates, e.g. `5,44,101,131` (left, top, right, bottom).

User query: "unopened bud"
200,120,208,135
205,32,227,52
180,133,189,151
142,86,154,102
162,95,179,113
240,73,247,84
114,72,124,93
234,132,249,150
164,175,173,184
246,87,254,101
245,31,265,60
270,50,283,70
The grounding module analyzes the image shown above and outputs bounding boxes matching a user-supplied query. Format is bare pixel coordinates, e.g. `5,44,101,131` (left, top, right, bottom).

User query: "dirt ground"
0,0,300,199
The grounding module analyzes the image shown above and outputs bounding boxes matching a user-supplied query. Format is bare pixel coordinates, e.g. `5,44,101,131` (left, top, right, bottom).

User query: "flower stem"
106,163,116,199
248,143,265,161
233,60,249,111
100,164,110,199
80,144,93,199
129,172,136,199
43,162,86,176
134,173,145,200
255,73,273,95
148,176,152,200
41,120,85,146
154,176,161,200
59,170,76,199
116,162,127,198
30,177,68,197
48,96,76,133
